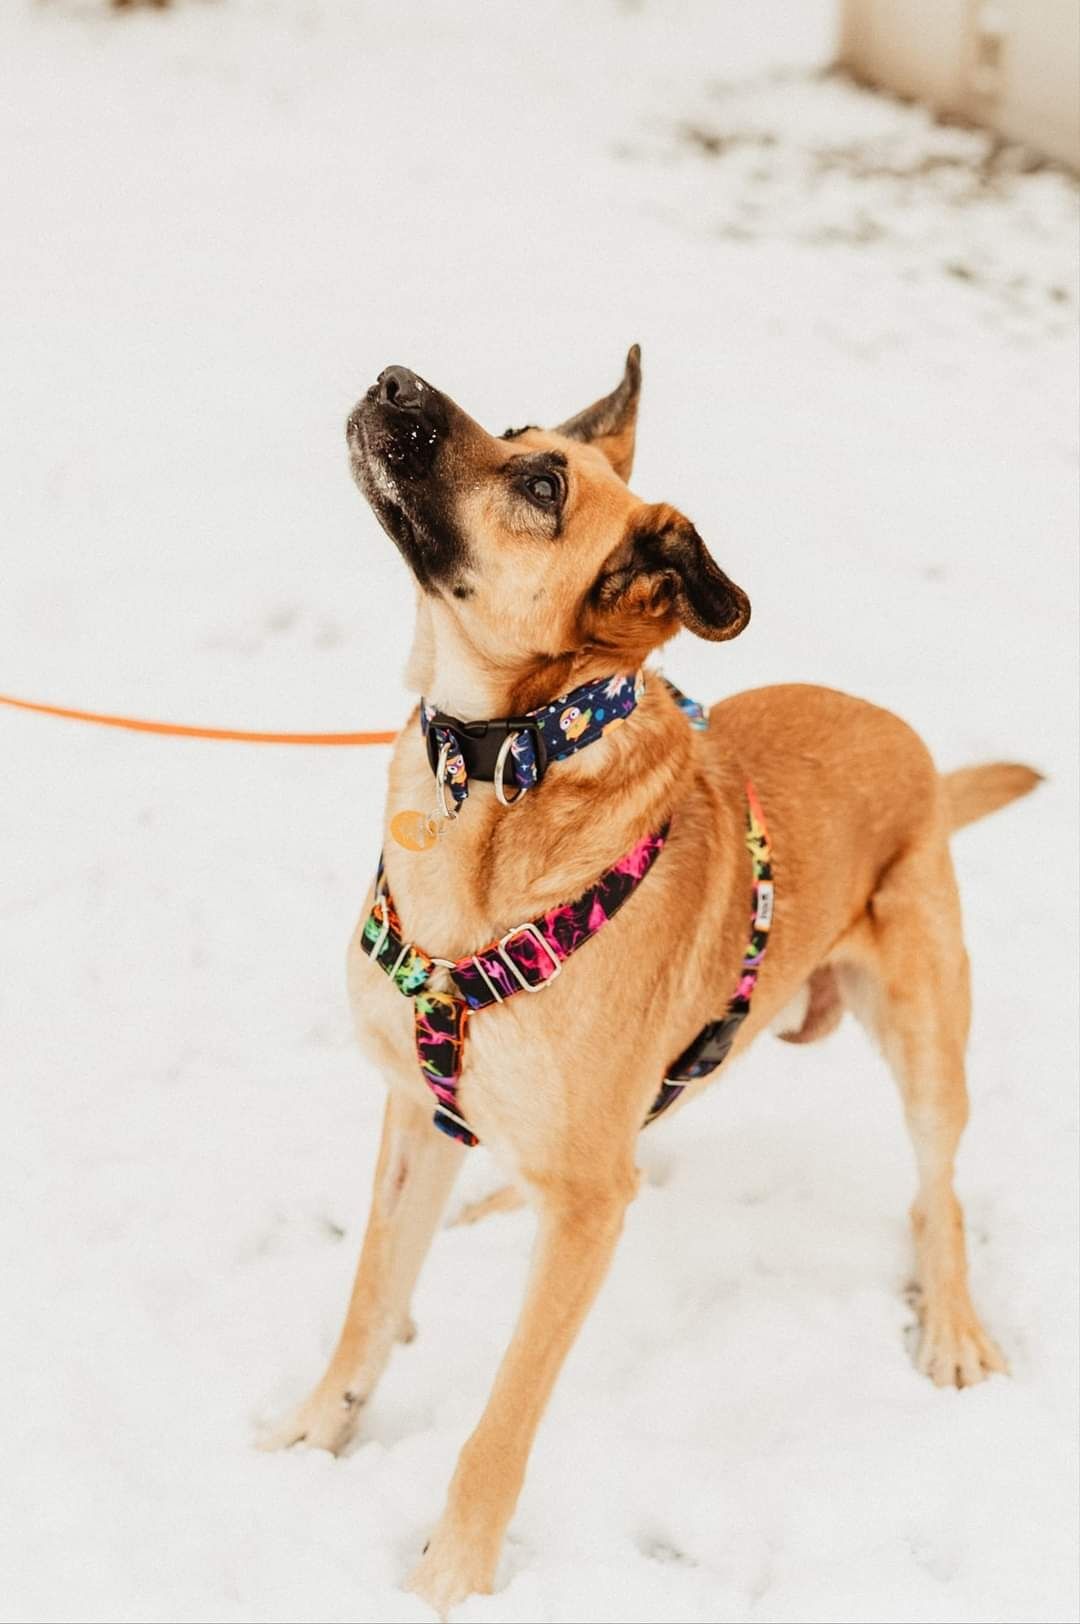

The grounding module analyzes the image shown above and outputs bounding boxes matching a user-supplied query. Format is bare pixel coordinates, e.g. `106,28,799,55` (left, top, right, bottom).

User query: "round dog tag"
390,809,439,852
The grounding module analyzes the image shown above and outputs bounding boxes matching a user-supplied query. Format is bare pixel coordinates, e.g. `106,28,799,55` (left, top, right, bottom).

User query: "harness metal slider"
470,955,506,1004
433,1100,479,1138
496,923,562,992
370,897,392,962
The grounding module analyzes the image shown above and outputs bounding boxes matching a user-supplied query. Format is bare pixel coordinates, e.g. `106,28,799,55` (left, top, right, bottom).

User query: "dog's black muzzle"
347,366,471,590
347,366,449,482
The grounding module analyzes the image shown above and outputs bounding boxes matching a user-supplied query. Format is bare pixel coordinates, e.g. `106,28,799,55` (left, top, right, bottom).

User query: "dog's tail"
943,762,1043,832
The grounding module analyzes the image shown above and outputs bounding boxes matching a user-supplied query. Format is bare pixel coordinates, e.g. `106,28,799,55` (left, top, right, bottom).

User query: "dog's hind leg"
407,1160,636,1614
841,838,1006,1388
262,1087,464,1455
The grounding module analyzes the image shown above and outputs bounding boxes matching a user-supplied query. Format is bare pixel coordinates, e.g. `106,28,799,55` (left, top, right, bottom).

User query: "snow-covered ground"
2,3,1077,1620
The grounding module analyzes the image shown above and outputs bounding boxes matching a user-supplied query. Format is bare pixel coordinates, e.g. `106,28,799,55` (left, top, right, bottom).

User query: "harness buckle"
496,922,561,992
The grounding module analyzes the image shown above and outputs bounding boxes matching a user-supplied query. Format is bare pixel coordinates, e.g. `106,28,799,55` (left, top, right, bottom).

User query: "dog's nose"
377,366,426,411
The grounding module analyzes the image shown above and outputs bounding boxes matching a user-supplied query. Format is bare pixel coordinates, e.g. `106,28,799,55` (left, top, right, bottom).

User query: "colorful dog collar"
420,669,644,812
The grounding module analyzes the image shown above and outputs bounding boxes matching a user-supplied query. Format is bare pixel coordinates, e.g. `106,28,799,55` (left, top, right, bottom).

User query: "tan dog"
266,349,1039,1615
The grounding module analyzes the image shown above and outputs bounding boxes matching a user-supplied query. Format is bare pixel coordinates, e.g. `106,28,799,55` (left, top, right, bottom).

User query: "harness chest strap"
359,782,773,1146
361,826,668,1144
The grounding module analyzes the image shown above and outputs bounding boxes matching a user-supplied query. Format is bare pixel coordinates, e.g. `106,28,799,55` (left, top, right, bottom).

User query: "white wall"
840,0,1080,169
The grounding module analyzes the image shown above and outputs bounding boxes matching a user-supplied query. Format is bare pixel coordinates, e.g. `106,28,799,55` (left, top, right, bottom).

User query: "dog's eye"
523,473,561,507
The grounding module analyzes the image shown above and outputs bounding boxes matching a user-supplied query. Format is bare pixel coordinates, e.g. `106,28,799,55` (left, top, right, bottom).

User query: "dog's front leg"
264,1086,464,1455
407,1167,635,1615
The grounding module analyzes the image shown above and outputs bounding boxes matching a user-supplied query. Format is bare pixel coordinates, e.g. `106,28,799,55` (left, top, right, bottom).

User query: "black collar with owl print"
419,669,645,813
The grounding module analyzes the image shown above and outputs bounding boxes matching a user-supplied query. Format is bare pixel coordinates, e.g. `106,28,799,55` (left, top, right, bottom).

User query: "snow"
1,3,1077,1621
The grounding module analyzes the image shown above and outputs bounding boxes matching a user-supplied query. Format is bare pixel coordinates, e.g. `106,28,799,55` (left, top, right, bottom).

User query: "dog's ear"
555,344,641,482
590,503,750,644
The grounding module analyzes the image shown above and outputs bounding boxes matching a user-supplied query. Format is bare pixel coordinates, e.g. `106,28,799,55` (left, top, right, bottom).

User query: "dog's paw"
256,1387,365,1456
405,1530,497,1618
916,1307,1008,1388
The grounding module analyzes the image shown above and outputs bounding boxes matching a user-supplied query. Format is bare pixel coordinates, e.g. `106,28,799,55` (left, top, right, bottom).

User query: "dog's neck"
383,596,699,955
405,595,614,721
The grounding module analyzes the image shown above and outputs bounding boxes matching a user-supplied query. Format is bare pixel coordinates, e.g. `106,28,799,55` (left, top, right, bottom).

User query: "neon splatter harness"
360,675,774,1146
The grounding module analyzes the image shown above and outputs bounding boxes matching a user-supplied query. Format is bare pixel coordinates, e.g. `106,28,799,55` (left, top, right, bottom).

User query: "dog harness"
360,682,774,1145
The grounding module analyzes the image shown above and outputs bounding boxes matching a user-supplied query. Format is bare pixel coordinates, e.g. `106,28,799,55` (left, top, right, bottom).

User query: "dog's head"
346,346,749,678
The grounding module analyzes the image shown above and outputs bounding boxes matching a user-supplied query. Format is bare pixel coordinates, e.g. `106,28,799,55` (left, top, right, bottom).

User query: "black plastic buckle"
424,713,548,786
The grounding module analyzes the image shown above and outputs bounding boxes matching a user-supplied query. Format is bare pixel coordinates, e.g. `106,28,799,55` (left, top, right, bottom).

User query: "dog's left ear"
591,504,751,643
555,344,641,482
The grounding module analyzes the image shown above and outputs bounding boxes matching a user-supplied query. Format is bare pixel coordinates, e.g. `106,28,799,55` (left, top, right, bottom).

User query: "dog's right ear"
554,344,641,482
589,503,751,648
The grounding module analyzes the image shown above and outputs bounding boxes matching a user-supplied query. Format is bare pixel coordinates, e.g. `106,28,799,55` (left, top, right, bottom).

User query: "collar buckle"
424,713,548,789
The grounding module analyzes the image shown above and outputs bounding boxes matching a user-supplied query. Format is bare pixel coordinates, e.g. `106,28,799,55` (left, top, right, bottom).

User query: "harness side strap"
644,780,773,1123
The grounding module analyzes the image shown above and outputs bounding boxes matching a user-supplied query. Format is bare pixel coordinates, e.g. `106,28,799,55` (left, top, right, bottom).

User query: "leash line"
0,692,397,746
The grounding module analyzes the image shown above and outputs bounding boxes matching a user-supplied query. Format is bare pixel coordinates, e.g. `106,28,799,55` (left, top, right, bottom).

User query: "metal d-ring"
493,732,529,808
434,741,461,821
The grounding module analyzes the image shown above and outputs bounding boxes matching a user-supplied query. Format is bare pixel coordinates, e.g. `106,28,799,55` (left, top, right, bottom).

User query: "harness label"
755,879,774,930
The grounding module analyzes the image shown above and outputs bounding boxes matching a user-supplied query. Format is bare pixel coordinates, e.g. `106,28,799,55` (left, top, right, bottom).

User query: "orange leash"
0,692,397,747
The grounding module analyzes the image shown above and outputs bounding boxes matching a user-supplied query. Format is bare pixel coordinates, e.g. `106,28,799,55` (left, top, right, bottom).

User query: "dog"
265,348,1039,1614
